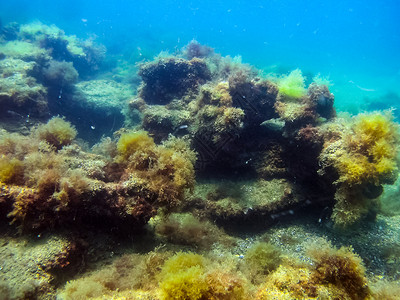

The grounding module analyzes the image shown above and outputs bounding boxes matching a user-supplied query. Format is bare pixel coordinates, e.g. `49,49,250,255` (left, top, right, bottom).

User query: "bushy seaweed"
36,117,77,150
158,252,208,300
116,131,196,207
244,241,282,284
0,157,24,184
319,111,400,226
153,212,234,249
256,238,371,299
43,60,79,87
276,69,307,99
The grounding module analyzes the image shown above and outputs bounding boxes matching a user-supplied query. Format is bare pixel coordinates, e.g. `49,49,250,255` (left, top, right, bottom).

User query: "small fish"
318,206,331,224
137,47,143,56
270,209,295,220
356,86,376,92
172,124,189,136
7,110,23,118
349,80,376,92
91,125,96,130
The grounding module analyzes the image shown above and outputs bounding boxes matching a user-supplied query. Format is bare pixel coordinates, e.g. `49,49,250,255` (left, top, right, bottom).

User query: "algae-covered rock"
139,57,211,104
0,58,48,117
151,212,235,249
62,79,134,143
131,50,281,175
42,60,79,87
75,79,133,110
318,112,400,227
0,40,50,61
0,234,73,299
17,21,106,78
142,105,191,142
0,122,196,233
188,178,305,226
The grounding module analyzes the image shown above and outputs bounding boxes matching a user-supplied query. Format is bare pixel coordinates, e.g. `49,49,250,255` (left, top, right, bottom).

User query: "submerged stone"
138,57,211,104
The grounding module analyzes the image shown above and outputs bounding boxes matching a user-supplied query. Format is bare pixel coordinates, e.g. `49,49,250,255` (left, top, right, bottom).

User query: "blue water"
1,0,399,113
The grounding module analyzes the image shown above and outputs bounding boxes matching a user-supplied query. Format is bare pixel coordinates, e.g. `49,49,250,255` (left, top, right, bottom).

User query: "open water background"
1,0,399,113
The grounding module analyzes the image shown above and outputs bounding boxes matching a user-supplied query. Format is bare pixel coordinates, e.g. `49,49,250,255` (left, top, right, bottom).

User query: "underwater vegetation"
138,56,211,105
151,212,235,249
319,111,400,226
0,117,196,232
55,236,400,300
115,130,196,207
276,68,307,99
255,239,371,299
379,176,400,217
126,39,398,230
0,21,126,143
1,23,400,300
36,117,77,150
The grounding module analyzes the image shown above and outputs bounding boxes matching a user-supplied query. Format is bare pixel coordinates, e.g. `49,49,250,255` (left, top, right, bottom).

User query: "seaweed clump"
36,117,77,150
152,212,235,249
0,119,196,232
256,239,370,300
158,252,209,299
158,251,248,300
243,242,282,284
56,238,378,300
319,111,400,226
58,252,170,299
276,69,307,99
0,118,95,230
116,131,196,208
0,157,24,184
42,60,79,88
182,40,214,60
59,250,248,300
274,69,335,126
